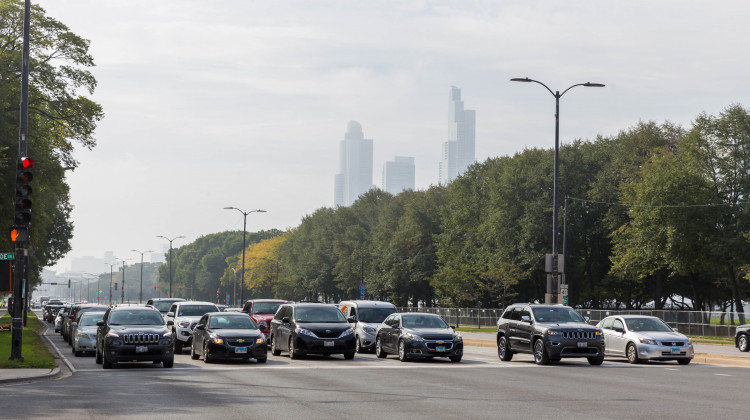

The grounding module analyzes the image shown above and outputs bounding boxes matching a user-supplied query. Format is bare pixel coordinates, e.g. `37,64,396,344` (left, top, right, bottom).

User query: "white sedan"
596,315,694,365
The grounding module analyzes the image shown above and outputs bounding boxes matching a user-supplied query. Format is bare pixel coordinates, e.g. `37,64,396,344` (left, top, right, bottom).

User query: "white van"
339,300,397,353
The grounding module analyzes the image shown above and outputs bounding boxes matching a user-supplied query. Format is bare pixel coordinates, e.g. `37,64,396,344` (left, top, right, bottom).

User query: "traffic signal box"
11,157,33,244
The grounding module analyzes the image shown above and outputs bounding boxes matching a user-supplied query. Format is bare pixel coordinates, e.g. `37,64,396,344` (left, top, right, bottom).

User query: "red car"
241,299,287,339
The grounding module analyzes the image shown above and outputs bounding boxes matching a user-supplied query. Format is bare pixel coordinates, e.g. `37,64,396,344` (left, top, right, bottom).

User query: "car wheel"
739,333,750,352
289,337,302,360
355,336,362,353
174,338,183,354
344,352,355,360
203,343,212,363
102,352,113,369
375,337,387,359
677,359,691,365
497,335,513,361
533,339,550,365
256,357,267,364
450,355,462,363
95,345,103,364
190,341,200,360
398,340,408,362
271,334,281,356
588,354,604,365
626,343,641,364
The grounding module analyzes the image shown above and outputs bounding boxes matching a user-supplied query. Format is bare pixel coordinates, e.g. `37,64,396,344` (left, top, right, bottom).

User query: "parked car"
496,303,605,365
166,301,220,353
191,312,267,363
339,300,397,353
736,324,750,352
72,311,106,356
596,315,694,365
241,299,287,341
55,305,71,333
375,312,463,362
146,297,186,319
269,303,356,359
96,305,174,368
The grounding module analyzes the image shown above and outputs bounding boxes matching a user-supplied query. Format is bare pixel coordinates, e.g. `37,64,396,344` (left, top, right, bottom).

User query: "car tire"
626,343,641,364
739,333,750,352
533,339,550,365
375,337,387,359
355,336,362,353
450,355,462,363
344,352,355,360
271,334,281,356
203,343,212,363
102,352,113,369
174,338,183,354
677,359,691,365
163,357,174,368
588,354,604,365
190,341,200,360
256,357,267,364
398,340,408,362
497,335,513,361
289,337,302,360
95,345,103,364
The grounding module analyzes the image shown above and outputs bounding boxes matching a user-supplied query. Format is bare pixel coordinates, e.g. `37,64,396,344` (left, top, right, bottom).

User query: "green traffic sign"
0,252,14,260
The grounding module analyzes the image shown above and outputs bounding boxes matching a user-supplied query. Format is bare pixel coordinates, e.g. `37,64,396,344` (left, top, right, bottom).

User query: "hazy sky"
41,0,750,273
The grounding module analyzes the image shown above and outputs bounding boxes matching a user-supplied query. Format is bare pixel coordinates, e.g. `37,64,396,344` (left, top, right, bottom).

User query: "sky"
40,0,750,273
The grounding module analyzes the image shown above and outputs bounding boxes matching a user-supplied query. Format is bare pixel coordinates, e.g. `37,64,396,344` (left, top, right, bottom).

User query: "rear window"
79,312,105,326
252,302,284,315
152,301,175,312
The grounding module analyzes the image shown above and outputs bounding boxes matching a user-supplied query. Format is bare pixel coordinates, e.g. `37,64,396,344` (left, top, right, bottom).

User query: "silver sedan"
596,315,694,365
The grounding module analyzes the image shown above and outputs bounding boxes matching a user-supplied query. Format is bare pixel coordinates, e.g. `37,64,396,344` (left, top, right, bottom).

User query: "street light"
104,262,115,305
131,249,154,304
157,235,185,298
510,77,604,303
224,207,267,305
116,258,130,304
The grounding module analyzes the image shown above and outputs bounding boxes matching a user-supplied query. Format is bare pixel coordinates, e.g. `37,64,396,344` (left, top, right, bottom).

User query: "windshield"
109,310,165,326
152,301,175,312
295,307,346,323
402,315,449,329
209,315,257,329
252,302,284,315
178,305,218,317
78,312,105,326
531,307,586,323
358,307,397,323
624,318,673,332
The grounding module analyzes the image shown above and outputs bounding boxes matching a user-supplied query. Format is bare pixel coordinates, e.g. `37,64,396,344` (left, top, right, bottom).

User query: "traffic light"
14,157,33,226
10,227,29,243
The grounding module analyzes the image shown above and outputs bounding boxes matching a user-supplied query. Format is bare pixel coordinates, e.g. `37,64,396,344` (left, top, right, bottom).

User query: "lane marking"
41,327,76,373
715,373,731,377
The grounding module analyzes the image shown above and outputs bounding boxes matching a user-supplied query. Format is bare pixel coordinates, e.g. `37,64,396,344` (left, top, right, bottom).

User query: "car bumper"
546,339,604,358
637,343,694,361
358,331,377,350
404,340,464,358
176,327,193,343
206,341,267,360
74,336,97,352
106,344,174,362
295,335,356,355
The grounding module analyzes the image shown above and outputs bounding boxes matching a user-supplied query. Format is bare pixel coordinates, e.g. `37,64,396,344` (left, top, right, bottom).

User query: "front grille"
425,341,454,351
422,335,454,341
312,330,345,339
561,331,596,340
122,333,160,344
660,341,685,346
227,338,256,346
662,351,687,356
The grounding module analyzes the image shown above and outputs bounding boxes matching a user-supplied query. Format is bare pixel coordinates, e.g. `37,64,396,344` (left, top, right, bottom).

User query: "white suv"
166,301,219,353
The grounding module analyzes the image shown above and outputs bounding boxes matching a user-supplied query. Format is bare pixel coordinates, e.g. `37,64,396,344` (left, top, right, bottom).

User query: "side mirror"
451,325,458,330
347,316,356,323
393,325,401,330
166,312,175,318
282,317,290,324
584,316,591,323
614,327,624,333
167,320,174,327
672,328,679,332
96,320,105,327
195,324,205,331
71,322,78,327
521,315,531,322
258,322,267,330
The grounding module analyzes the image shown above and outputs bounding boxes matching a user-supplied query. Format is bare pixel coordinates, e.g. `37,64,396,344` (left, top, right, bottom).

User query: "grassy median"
0,312,56,369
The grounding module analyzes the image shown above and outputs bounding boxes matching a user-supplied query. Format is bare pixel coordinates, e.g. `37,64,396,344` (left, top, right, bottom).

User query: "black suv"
96,305,175,369
269,303,356,359
496,303,605,365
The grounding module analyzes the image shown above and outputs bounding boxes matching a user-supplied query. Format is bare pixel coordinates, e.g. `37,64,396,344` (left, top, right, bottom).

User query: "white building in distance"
334,121,374,206
439,86,476,184
382,156,415,195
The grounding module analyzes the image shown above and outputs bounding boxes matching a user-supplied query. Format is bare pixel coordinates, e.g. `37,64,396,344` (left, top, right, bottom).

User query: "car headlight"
76,331,88,338
595,330,603,336
178,320,191,328
339,329,354,338
404,332,424,342
163,330,172,338
687,337,692,345
211,336,224,344
547,330,561,336
106,330,119,338
255,337,265,344
638,337,658,345
363,325,376,334
454,334,463,342
296,327,318,338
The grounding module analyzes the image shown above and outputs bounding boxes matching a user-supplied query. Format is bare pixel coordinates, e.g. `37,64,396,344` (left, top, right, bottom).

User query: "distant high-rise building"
382,156,415,195
334,121,374,206
439,86,476,184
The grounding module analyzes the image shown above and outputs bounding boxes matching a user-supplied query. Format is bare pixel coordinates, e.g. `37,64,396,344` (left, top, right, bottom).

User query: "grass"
689,335,734,345
455,326,495,333
0,311,57,369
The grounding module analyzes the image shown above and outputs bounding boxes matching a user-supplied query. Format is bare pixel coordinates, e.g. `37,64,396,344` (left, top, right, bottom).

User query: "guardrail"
397,307,748,337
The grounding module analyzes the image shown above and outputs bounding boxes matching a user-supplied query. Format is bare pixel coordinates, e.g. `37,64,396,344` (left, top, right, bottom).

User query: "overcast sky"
40,0,750,273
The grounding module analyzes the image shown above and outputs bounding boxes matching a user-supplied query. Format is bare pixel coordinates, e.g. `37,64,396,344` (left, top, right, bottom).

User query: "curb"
0,367,61,386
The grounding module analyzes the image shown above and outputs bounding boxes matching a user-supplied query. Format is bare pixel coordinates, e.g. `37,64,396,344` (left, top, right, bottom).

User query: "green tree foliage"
0,1,103,285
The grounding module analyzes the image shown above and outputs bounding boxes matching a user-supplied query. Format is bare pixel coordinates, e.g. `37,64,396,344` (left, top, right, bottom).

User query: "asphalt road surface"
1,313,747,419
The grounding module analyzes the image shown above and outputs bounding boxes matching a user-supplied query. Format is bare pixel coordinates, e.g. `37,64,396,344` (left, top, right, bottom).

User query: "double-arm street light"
223,207,267,305
116,258,131,303
510,77,604,303
157,235,185,298
104,262,115,305
131,249,154,304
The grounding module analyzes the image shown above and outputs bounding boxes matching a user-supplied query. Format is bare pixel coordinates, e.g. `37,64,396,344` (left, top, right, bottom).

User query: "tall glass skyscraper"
439,86,476,185
334,121,374,207
382,156,415,195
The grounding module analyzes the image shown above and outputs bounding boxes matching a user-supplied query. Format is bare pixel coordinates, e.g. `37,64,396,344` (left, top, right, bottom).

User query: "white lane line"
715,373,731,377
42,330,76,373
665,368,679,371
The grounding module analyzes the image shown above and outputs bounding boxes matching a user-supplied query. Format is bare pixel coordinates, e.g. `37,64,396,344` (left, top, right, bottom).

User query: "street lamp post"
223,207,267,305
157,235,185,298
510,77,604,303
231,267,238,308
131,249,154,304
104,262,115,305
116,258,130,304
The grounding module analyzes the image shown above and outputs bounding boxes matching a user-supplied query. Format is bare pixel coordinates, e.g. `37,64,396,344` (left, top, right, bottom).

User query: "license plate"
235,347,247,354
324,341,334,347
136,346,148,353
577,342,588,348
436,346,446,352
671,348,680,354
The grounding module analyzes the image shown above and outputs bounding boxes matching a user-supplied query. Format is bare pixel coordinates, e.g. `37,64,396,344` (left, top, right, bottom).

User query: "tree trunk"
727,265,746,325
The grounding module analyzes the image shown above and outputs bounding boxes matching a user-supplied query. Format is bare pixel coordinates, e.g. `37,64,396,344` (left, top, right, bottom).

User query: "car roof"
176,301,217,306
206,311,250,316
247,299,286,303
399,312,442,317
605,315,660,319
340,300,396,308
110,305,159,312
149,298,185,302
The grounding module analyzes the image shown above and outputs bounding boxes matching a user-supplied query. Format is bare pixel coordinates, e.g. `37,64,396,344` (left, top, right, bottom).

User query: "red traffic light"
20,157,34,169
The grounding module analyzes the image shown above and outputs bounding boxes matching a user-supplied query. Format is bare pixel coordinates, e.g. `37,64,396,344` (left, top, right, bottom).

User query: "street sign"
560,284,568,296
0,252,14,260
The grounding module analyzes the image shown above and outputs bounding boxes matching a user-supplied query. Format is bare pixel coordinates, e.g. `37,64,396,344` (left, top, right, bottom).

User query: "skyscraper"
439,86,476,184
334,121,374,207
382,156,415,195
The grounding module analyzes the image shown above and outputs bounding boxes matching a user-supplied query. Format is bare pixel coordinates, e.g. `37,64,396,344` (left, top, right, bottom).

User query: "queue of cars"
46,298,703,369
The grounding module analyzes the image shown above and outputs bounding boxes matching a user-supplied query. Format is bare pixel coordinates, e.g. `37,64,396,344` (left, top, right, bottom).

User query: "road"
0,315,747,419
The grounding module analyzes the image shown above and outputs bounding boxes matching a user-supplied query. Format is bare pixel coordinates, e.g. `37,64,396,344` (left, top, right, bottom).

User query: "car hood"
406,327,455,340
77,326,98,334
175,316,202,321
209,329,263,338
110,325,168,333
627,331,689,341
542,322,599,330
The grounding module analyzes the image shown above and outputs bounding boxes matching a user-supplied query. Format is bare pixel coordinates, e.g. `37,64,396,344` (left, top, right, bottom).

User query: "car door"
166,304,178,329
599,317,615,355
195,314,209,354
276,306,292,350
515,307,534,350
506,308,523,350
609,318,628,356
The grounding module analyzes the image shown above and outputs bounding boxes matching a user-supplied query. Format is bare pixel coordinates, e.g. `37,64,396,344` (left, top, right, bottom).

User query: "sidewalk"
0,368,60,385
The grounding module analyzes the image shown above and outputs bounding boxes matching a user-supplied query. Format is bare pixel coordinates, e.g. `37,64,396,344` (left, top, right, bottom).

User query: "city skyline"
334,121,374,207
440,86,476,185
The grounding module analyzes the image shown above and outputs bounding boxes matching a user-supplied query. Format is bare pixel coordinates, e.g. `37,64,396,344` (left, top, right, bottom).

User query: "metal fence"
397,307,748,337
